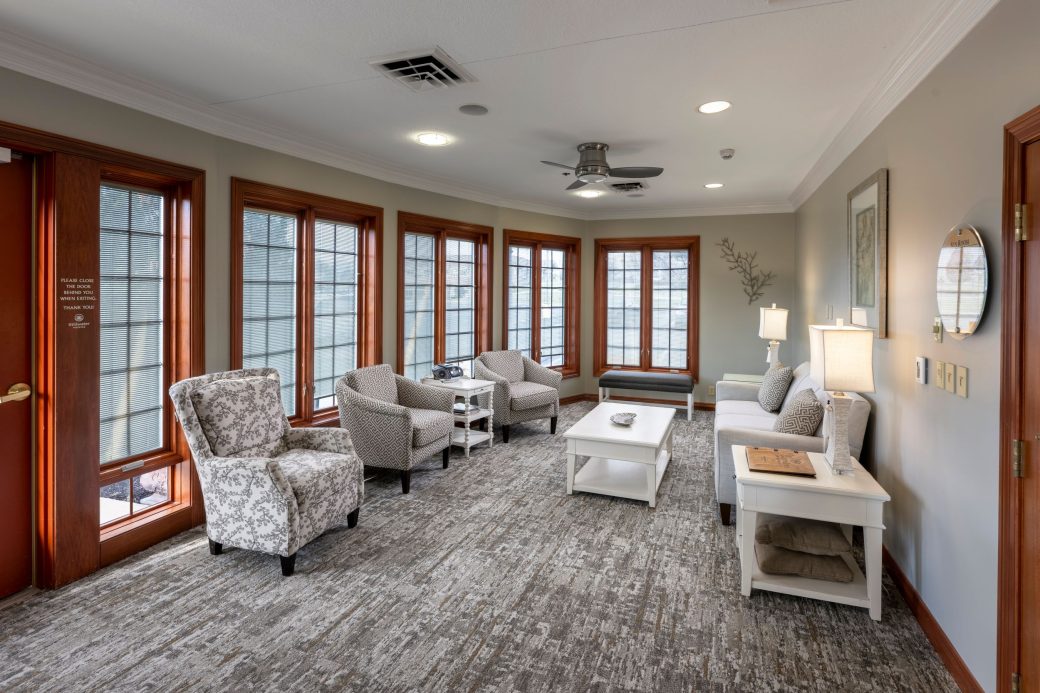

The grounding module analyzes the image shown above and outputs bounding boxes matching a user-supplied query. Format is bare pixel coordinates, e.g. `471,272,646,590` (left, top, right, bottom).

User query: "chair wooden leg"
442,447,450,469
280,553,297,577
719,502,732,526
208,539,222,555
400,470,412,494
550,416,558,434
502,425,510,443
347,507,359,528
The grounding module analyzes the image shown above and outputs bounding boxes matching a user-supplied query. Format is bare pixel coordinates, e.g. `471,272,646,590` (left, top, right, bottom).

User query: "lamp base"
824,393,854,475
766,340,783,368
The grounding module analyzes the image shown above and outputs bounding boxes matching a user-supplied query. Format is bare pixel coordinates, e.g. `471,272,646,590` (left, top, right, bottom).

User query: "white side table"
731,444,891,620
421,378,495,457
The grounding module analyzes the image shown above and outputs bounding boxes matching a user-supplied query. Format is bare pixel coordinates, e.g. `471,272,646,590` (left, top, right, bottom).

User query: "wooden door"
0,150,34,599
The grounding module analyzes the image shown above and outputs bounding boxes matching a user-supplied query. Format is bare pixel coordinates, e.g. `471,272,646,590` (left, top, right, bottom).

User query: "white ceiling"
0,0,998,219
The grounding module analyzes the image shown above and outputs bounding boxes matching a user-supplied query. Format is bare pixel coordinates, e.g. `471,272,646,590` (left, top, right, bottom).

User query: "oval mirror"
936,225,988,340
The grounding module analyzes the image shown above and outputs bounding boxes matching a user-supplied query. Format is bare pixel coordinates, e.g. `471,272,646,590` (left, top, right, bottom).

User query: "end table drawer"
743,485,869,525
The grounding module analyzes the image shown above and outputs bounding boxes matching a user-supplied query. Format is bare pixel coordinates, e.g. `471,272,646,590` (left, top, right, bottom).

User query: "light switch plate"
935,361,946,388
945,363,956,393
915,356,928,384
956,366,969,398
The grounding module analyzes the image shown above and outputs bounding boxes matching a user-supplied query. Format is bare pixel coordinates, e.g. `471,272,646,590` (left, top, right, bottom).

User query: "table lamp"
809,321,874,474
759,303,789,367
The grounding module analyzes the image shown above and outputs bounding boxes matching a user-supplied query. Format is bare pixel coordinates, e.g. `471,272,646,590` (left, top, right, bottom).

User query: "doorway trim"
998,105,1040,691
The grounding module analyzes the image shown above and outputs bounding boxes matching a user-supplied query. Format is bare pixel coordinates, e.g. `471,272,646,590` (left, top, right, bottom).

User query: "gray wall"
793,0,1040,687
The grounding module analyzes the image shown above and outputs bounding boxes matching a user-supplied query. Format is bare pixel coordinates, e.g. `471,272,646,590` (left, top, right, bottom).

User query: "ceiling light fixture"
698,100,731,114
458,104,489,116
576,189,604,199
704,183,724,189
415,132,450,146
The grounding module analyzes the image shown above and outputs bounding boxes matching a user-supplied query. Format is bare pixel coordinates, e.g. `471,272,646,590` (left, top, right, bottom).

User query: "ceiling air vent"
369,47,476,92
610,181,647,193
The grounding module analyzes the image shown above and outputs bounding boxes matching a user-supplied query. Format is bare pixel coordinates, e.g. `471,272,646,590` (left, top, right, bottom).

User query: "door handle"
0,383,31,404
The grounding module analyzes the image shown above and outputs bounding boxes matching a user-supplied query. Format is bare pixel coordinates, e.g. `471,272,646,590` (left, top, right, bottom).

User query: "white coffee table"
421,377,495,457
563,402,676,508
732,444,890,620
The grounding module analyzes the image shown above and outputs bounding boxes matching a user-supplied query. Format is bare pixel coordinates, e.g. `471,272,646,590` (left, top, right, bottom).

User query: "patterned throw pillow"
757,365,793,413
773,389,824,436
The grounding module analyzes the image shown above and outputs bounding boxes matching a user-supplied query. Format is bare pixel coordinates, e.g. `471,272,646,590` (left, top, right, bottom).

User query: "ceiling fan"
541,142,663,191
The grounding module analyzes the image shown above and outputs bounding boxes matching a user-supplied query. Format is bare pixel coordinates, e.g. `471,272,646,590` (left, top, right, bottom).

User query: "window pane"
99,468,172,528
241,208,297,415
651,250,688,370
507,244,533,357
606,251,641,366
99,185,164,465
445,238,476,376
312,220,358,410
539,248,566,367
403,232,436,380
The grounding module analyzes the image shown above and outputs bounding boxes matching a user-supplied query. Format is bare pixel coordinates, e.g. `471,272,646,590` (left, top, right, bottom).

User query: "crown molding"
787,0,999,210
586,201,793,221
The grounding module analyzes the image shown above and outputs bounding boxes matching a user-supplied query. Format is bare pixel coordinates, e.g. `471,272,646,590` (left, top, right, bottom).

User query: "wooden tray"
746,447,816,477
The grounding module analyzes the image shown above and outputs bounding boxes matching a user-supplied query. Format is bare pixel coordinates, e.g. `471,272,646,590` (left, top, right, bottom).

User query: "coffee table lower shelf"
570,450,670,505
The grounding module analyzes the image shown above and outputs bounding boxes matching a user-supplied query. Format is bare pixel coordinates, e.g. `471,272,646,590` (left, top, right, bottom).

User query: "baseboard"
882,548,983,693
559,393,715,411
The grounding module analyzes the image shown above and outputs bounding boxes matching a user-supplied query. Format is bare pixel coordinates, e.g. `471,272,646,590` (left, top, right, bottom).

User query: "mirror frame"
936,224,988,340
847,168,889,338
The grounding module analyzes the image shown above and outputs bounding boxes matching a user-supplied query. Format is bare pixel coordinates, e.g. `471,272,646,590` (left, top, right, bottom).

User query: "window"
502,230,581,377
593,236,699,378
232,179,382,425
397,212,492,380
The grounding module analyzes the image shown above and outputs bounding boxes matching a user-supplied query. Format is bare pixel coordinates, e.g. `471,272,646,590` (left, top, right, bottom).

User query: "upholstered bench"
597,370,695,421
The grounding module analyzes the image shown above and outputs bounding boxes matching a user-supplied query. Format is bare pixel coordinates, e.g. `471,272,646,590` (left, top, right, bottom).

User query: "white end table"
421,377,495,457
732,444,891,620
563,403,675,507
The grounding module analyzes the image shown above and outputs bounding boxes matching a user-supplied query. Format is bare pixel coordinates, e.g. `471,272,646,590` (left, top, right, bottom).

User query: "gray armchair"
474,350,562,443
335,364,455,494
169,368,364,576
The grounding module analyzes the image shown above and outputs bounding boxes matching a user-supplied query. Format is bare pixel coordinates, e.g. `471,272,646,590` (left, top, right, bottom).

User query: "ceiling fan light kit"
541,142,663,195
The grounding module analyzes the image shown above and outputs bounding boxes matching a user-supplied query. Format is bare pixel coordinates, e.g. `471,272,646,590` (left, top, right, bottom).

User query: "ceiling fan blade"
608,166,663,178
565,179,588,191
541,160,575,170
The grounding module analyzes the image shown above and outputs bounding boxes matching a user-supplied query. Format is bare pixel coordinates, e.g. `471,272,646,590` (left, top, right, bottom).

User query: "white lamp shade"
758,305,789,341
809,324,875,393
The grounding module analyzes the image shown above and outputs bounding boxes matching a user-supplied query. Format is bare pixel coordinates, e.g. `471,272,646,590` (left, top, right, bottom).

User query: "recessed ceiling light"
458,104,489,116
576,189,604,199
704,183,724,189
415,132,450,146
698,100,731,114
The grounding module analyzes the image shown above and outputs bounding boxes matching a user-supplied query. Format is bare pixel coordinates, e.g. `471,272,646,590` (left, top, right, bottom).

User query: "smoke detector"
370,47,476,92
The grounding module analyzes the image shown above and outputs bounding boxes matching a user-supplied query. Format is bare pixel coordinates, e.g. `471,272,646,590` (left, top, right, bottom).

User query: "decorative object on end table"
746,447,815,477
758,303,789,366
717,237,775,304
847,168,888,337
432,363,464,382
809,321,875,475
610,411,637,426
757,365,793,413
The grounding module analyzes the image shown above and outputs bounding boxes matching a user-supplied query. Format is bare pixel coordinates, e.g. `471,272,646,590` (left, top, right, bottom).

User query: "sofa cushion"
598,370,694,394
345,364,398,404
481,350,525,383
410,408,454,446
509,381,559,411
275,447,360,545
755,542,853,582
757,366,793,412
773,389,824,436
782,362,823,411
755,514,852,556
191,375,287,458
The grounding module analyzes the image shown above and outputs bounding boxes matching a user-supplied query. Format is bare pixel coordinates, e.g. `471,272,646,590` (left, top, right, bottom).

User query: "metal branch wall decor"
718,237,775,304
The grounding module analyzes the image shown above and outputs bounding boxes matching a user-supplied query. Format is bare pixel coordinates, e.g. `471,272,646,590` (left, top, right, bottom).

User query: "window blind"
606,250,642,366
651,250,689,369
539,248,566,367
241,209,298,415
445,238,476,376
99,184,165,465
313,220,359,410
506,245,533,357
402,232,435,380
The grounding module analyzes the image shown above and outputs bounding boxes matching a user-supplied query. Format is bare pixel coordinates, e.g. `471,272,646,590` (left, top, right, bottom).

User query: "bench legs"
598,387,609,402
687,393,693,422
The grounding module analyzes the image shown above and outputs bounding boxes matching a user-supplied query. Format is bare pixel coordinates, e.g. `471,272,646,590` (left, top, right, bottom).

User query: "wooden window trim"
592,235,700,380
501,229,581,379
396,211,493,374
230,178,383,427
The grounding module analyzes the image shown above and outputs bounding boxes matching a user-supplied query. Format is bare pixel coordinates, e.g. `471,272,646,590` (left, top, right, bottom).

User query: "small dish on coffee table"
610,412,637,426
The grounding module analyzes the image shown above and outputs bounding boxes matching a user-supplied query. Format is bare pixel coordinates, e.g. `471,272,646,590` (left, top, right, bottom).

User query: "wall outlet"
956,366,969,398
945,363,956,393
915,356,928,384
935,361,946,388
707,384,716,397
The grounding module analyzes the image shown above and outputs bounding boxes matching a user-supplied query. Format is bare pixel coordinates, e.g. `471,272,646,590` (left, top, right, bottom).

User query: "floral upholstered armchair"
335,364,455,494
474,350,562,443
169,368,364,576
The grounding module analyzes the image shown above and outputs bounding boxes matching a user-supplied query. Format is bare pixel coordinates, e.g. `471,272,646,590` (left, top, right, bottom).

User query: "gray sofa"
713,361,870,524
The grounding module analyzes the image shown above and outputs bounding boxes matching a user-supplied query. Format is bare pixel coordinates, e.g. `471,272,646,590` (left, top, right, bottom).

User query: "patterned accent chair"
335,364,455,494
169,368,364,577
474,350,562,443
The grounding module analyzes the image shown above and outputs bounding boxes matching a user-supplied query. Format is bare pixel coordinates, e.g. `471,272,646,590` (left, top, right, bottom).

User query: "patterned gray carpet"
0,403,955,692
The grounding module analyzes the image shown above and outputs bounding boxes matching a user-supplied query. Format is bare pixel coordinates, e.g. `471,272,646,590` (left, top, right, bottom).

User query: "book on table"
746,447,816,477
